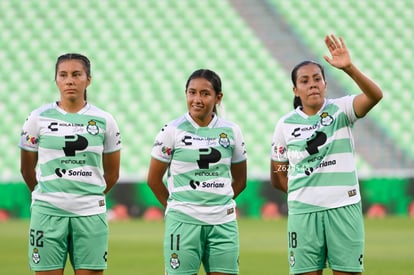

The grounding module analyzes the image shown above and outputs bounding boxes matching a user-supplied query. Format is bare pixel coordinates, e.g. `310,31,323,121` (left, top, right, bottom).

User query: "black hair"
55,53,91,100
291,61,325,109
185,69,222,113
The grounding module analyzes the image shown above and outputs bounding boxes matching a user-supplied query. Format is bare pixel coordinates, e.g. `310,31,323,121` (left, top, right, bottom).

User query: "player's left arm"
103,150,120,194
231,160,247,199
345,64,383,118
323,34,383,118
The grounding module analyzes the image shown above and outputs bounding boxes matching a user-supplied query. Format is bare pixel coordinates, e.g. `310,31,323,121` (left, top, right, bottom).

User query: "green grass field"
1,217,413,274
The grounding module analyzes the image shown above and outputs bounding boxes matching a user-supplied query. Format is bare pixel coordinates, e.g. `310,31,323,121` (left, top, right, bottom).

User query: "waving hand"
323,34,352,70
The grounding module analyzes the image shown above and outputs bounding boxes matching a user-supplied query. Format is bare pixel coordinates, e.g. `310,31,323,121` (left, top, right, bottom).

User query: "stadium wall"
1,178,413,219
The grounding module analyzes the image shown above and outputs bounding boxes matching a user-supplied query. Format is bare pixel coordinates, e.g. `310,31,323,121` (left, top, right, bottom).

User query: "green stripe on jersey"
152,113,246,224
272,96,361,214
19,102,121,216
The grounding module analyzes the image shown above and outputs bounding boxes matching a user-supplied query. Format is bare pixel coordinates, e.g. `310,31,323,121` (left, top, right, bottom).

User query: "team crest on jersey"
218,133,230,148
86,120,99,135
320,112,333,126
32,248,40,264
289,251,295,267
170,253,180,269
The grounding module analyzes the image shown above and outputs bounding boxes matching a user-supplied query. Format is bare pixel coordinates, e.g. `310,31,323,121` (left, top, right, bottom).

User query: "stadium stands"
0,0,292,181
269,0,414,161
1,0,412,183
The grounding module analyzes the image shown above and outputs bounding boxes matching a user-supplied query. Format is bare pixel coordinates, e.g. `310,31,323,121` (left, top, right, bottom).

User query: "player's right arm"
19,111,40,192
20,150,38,192
270,119,289,193
147,158,170,208
270,161,288,193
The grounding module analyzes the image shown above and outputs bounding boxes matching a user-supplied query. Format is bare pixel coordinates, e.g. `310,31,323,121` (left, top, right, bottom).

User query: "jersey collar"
55,101,90,114
295,98,327,119
185,112,218,128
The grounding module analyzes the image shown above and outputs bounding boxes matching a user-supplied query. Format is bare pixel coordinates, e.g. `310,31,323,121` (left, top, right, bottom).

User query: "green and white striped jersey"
271,96,361,214
151,113,247,225
19,102,121,216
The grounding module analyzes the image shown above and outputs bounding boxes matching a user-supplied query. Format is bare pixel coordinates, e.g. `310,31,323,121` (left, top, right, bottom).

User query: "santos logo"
55,168,92,177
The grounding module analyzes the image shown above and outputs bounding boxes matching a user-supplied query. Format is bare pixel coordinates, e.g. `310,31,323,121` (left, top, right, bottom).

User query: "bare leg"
35,269,63,275
295,271,323,275
75,269,104,275
333,271,361,275
36,270,64,275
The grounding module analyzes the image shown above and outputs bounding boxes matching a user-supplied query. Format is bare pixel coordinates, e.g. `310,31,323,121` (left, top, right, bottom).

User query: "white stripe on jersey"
271,96,361,214
167,200,236,225
19,102,121,216
288,184,361,209
152,113,246,224
32,192,106,216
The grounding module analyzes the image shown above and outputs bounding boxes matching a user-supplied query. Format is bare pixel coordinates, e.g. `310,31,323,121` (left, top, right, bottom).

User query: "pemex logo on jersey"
55,134,93,178
63,135,88,156
197,147,221,169
189,148,225,190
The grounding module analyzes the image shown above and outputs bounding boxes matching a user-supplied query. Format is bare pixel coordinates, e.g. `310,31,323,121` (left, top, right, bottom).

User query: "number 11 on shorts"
170,234,181,250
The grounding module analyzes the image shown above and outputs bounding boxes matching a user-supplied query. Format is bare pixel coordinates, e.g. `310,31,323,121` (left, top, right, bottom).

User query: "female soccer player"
270,34,383,275
147,69,247,275
19,53,121,275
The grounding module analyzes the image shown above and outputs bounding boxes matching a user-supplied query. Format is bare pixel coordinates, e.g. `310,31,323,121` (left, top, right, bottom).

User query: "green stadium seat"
1,0,411,182
269,0,414,161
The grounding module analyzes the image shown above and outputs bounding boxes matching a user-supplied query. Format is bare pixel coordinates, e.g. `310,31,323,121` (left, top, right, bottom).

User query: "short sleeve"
150,124,175,163
103,114,122,153
270,119,288,162
332,95,357,124
19,112,39,152
231,124,247,163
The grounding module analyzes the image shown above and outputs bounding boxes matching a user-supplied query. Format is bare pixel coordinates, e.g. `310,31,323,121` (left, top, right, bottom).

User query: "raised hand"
323,34,352,70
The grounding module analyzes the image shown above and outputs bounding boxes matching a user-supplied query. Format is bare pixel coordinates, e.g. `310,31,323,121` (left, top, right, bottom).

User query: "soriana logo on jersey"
55,168,93,178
